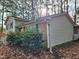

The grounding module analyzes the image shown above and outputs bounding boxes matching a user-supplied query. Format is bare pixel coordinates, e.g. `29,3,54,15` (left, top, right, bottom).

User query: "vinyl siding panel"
49,15,73,47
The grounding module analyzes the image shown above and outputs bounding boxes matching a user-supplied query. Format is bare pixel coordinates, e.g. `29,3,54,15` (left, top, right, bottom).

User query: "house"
5,16,30,33
5,13,74,52
39,13,74,48
18,13,74,52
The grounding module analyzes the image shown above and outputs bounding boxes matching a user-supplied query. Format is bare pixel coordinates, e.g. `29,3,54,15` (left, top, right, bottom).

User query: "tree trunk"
74,0,76,24
66,0,68,13
61,0,63,13
64,1,65,12
22,0,24,19
57,0,60,14
31,0,35,20
1,0,5,32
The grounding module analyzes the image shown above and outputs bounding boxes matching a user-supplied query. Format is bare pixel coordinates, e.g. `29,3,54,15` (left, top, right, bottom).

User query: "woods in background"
0,0,78,32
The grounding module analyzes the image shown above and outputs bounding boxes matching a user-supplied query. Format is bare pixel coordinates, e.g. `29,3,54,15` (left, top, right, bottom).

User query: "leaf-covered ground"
53,40,79,59
0,40,79,59
0,43,54,59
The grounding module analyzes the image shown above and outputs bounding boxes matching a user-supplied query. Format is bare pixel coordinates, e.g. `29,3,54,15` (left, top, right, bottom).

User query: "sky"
69,0,79,16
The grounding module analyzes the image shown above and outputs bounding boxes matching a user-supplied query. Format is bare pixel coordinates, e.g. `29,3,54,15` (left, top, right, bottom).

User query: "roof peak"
39,13,74,25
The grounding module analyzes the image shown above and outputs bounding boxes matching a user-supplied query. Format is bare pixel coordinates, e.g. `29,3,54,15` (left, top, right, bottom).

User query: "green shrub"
6,32,22,46
6,31,43,50
22,31,42,49
25,25,36,33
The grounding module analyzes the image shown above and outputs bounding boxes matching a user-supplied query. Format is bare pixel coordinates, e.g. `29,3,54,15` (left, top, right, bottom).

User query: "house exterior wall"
15,20,26,32
48,15,73,47
6,17,15,33
15,20,25,27
38,22,48,48
38,22,47,40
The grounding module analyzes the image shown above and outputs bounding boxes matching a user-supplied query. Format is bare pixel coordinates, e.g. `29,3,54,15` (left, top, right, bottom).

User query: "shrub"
22,31,42,49
6,31,43,50
6,32,22,46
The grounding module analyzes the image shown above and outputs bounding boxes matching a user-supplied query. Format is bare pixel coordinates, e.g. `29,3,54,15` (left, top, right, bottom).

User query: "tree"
61,0,63,13
0,0,16,32
0,0,5,32
0,0,77,24
74,0,76,24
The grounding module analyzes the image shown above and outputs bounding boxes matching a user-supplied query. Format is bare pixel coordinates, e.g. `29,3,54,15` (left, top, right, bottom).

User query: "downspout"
47,22,52,53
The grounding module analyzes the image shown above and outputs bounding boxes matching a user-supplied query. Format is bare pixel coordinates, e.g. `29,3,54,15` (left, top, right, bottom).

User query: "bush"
6,32,22,46
6,31,43,50
23,31,42,49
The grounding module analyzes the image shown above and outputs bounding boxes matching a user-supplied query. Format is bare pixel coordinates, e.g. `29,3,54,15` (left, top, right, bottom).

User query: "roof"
17,13,74,28
5,16,29,25
39,13,74,25
6,13,74,28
